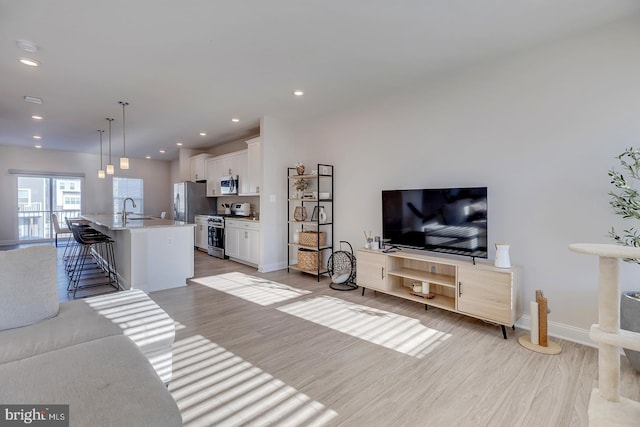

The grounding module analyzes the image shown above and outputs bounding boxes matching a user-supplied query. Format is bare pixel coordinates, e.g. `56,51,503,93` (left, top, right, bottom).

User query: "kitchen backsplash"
217,195,259,216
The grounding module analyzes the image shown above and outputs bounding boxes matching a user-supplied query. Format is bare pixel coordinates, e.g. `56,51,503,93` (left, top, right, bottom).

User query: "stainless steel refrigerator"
173,181,214,223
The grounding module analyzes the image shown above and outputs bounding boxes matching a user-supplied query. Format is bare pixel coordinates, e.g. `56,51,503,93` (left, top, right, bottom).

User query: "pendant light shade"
119,101,129,169
106,118,115,175
97,129,105,179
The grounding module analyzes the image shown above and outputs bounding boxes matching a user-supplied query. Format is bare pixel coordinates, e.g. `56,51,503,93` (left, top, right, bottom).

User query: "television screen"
382,187,488,258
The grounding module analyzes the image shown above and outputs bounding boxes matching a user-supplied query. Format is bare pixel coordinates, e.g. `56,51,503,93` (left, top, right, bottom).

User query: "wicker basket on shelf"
299,231,326,247
298,249,323,271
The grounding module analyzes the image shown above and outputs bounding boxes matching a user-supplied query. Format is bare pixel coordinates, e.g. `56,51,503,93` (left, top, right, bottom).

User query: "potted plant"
608,147,640,371
294,178,308,199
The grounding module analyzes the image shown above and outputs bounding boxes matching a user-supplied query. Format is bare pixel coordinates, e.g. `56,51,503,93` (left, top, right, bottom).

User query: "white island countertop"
82,214,195,292
82,214,194,230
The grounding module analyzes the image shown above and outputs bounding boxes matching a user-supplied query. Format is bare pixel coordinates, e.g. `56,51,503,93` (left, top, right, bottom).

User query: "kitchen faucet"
122,197,137,223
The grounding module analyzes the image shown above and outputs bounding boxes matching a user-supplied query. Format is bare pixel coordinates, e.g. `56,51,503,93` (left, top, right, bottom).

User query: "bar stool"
66,224,119,298
62,218,99,273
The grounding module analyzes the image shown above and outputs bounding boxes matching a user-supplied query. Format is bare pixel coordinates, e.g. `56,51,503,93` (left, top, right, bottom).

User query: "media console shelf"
357,248,523,338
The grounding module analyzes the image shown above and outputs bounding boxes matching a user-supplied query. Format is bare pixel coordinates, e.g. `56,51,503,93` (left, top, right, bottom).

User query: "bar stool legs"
65,225,119,298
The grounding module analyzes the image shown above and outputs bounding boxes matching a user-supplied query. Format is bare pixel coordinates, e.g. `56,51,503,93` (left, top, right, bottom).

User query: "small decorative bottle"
318,206,327,224
293,229,300,244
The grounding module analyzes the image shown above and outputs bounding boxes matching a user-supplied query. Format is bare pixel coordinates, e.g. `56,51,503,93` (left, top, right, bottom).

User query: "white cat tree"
569,243,640,426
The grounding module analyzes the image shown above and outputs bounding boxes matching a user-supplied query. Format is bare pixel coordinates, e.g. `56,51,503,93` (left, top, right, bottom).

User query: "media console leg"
425,304,428,311
361,287,365,296
501,325,507,339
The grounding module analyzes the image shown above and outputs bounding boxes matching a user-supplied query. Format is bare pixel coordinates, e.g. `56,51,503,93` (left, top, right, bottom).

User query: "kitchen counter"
82,215,195,292
82,214,192,230
223,215,259,222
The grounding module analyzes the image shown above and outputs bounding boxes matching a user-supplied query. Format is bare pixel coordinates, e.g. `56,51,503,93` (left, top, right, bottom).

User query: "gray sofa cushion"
0,335,182,427
0,246,58,331
84,289,176,354
0,299,121,364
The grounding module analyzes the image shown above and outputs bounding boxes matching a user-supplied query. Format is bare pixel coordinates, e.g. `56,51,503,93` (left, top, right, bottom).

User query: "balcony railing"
18,209,82,241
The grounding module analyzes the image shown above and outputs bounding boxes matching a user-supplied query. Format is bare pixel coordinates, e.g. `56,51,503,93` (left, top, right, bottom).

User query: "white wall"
0,145,172,244
260,16,640,336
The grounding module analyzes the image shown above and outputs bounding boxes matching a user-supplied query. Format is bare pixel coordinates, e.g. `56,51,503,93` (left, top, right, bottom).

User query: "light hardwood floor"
47,245,640,426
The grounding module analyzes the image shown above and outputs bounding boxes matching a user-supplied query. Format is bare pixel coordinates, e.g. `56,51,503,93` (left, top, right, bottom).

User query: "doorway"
17,176,83,242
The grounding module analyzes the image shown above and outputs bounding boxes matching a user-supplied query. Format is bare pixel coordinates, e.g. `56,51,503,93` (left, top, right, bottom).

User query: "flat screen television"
382,187,488,258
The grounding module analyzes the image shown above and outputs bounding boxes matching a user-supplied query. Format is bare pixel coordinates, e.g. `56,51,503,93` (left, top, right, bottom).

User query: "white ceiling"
1,1,639,160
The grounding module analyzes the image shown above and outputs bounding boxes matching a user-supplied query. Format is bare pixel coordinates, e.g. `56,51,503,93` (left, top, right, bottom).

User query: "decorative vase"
318,206,327,224
621,291,640,372
294,206,307,221
296,164,305,175
495,243,511,268
293,229,300,244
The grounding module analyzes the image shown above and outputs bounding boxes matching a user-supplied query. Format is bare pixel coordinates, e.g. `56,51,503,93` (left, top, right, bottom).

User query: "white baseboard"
0,240,17,246
516,315,595,348
258,261,288,273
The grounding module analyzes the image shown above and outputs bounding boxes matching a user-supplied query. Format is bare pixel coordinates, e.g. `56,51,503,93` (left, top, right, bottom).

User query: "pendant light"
119,101,129,169
106,118,115,175
97,129,105,179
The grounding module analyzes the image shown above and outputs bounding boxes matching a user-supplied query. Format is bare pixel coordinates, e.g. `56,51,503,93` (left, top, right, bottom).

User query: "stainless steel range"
207,215,226,258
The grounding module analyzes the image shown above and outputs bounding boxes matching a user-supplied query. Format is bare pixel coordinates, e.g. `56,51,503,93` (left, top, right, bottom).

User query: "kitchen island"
82,214,195,292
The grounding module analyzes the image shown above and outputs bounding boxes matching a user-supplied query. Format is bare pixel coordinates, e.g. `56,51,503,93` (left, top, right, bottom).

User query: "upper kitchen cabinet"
205,150,247,197
206,157,221,197
242,137,262,195
190,153,211,182
233,150,248,194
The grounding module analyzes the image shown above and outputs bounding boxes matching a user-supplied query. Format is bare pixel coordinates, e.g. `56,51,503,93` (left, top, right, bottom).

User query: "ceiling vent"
24,96,42,104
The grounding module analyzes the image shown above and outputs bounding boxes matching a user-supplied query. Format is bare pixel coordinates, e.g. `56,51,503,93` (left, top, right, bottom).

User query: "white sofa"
0,246,182,427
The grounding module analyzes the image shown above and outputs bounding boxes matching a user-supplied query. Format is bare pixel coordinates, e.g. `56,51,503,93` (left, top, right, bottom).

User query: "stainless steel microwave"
220,175,239,195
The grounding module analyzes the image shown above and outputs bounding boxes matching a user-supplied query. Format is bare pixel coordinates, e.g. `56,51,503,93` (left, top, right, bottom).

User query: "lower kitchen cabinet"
225,219,260,266
194,215,209,251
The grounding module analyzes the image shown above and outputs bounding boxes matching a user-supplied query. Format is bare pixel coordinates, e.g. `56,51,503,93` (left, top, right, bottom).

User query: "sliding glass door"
17,176,83,242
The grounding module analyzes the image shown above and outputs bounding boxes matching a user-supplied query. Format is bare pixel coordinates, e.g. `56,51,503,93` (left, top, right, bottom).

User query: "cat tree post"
569,243,640,426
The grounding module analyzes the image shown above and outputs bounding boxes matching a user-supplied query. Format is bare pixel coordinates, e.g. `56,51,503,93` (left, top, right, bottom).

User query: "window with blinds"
113,177,143,214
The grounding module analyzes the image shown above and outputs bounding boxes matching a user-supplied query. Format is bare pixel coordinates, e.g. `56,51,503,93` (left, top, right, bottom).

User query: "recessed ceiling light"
199,132,206,136
231,118,240,122
24,96,42,104
145,156,151,159
33,135,41,139
34,144,42,149
159,149,166,154
176,142,183,146
293,90,304,96
31,115,43,120
17,40,38,53
19,58,39,67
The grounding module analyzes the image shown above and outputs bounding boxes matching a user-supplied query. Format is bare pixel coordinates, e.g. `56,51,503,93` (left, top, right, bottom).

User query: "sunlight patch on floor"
170,335,337,427
191,272,311,306
277,296,451,358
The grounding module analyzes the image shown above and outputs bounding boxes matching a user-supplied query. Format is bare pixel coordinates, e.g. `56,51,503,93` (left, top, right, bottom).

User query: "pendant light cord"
106,118,114,162
119,101,129,156
98,130,104,168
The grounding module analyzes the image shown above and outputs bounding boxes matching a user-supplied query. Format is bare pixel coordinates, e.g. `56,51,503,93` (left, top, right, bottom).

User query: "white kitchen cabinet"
206,157,222,197
234,150,248,194
190,153,211,182
243,137,261,195
194,215,209,251
225,226,240,258
205,151,247,197
225,219,260,266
